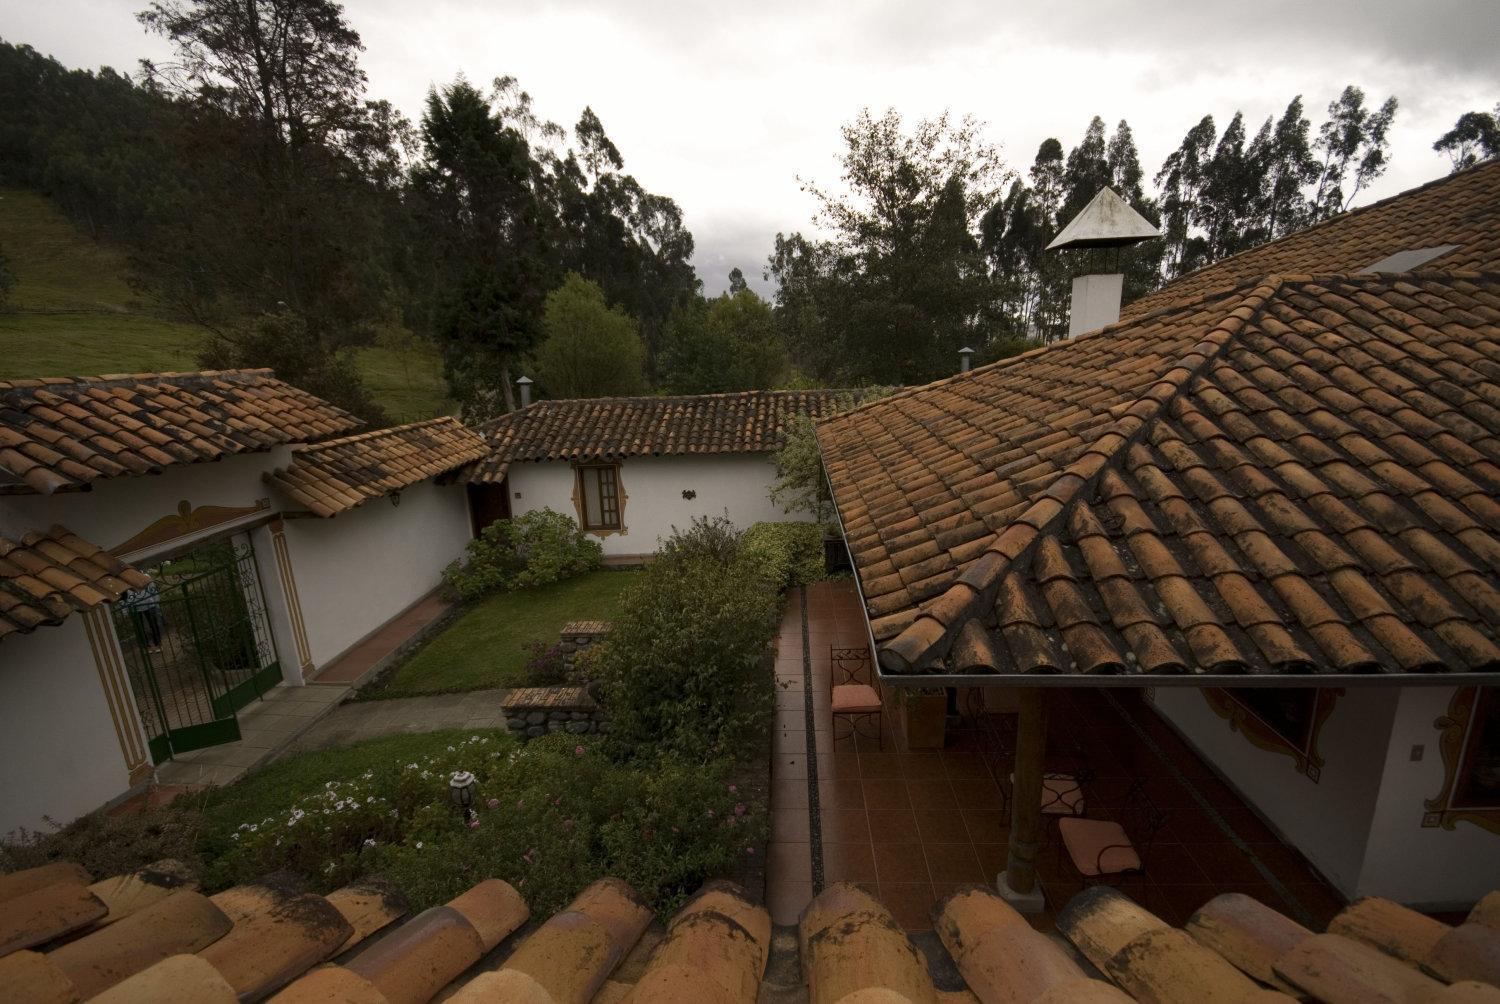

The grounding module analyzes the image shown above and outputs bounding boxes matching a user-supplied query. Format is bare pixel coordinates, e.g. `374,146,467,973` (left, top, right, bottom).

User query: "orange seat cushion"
832,683,881,713
1058,817,1141,877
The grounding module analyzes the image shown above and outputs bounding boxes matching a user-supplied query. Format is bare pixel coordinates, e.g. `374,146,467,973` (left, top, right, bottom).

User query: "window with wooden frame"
576,463,623,533
1203,687,1342,781
1425,686,1500,834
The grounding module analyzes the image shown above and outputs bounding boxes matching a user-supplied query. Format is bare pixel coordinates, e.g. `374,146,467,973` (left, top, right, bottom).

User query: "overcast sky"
5,1,1498,295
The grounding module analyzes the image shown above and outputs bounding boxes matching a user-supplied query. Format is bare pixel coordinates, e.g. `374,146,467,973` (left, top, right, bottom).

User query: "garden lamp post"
449,770,477,825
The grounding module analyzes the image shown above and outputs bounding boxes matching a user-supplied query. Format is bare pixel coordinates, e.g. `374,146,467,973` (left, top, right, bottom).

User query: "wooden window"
1426,686,1500,833
1203,687,1342,781
577,464,622,531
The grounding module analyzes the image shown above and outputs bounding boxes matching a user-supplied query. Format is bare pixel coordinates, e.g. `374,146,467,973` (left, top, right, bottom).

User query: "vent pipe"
1046,187,1160,338
516,375,533,408
958,346,974,373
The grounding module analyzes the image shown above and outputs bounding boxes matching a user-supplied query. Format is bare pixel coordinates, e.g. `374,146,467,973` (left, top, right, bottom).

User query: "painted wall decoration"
1424,686,1500,835
113,498,271,556
1203,687,1343,781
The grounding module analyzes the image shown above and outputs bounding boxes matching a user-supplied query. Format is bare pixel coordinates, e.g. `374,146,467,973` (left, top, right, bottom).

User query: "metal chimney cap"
1047,187,1160,252
959,346,974,355
515,376,534,385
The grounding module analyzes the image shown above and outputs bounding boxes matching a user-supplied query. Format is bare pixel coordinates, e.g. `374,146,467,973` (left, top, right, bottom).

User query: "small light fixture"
390,492,402,508
681,489,697,500
449,770,477,824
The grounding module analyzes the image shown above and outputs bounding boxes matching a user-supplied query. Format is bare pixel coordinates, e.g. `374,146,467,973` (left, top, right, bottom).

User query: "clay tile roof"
0,524,150,638
0,368,362,496
819,271,1500,679
1126,159,1500,319
264,416,488,517
7,859,1499,1001
469,389,854,484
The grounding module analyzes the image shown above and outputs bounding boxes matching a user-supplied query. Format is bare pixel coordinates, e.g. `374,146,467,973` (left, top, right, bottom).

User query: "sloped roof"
819,271,1500,679
0,524,149,638
6,857,1499,1001
1126,159,1500,319
470,388,852,484
0,369,360,495
265,417,488,517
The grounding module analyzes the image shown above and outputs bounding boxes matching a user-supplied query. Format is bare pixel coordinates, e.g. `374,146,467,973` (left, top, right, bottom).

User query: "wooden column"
1004,687,1047,901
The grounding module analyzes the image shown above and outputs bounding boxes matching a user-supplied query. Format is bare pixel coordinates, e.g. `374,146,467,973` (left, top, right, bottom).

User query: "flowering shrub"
441,509,603,601
206,732,763,919
519,640,566,686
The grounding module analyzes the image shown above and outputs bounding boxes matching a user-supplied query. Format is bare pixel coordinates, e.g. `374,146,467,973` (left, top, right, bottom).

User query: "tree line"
1,0,1493,414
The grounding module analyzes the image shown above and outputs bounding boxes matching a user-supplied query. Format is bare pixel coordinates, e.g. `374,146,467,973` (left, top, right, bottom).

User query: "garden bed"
365,571,635,698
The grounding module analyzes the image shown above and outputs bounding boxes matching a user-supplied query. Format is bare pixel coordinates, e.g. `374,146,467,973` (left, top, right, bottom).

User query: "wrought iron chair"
829,645,882,749
1058,778,1169,885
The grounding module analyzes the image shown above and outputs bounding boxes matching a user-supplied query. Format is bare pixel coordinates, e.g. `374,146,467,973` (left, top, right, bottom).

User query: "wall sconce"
390,492,402,508
449,770,477,824
682,489,697,500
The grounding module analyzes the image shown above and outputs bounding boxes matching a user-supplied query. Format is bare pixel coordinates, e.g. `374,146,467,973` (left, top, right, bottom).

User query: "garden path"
274,688,510,758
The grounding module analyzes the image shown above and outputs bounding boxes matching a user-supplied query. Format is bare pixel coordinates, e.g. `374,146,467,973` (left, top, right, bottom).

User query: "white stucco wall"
505,453,809,555
1150,686,1398,896
280,478,472,668
0,620,135,836
1356,687,1500,908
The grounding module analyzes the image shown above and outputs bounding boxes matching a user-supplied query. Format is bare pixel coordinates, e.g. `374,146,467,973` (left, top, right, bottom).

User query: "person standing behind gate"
124,581,165,651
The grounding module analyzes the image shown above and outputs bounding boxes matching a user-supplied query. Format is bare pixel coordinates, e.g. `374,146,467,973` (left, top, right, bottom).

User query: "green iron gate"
112,536,282,763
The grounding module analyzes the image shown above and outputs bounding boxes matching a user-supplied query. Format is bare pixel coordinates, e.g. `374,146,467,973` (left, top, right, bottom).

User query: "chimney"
516,375,533,408
1047,187,1160,338
958,346,974,373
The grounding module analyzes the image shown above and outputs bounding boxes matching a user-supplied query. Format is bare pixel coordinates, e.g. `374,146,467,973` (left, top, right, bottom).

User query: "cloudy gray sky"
6,1,1498,294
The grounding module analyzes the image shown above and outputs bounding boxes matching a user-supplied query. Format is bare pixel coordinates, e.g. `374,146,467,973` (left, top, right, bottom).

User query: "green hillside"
0,188,448,421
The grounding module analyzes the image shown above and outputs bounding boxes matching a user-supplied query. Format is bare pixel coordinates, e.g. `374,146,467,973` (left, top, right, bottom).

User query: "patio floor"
767,579,1349,933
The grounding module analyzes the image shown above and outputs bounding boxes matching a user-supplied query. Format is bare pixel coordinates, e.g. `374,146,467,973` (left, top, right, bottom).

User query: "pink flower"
486,798,500,810
727,784,737,793
574,745,585,757
553,796,562,806
746,847,755,855
468,818,481,830
734,803,747,816
706,809,715,818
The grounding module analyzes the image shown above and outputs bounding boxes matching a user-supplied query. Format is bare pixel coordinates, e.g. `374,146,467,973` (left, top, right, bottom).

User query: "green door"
112,535,281,762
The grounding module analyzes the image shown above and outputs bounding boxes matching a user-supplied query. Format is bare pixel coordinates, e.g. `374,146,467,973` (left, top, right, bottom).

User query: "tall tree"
659,288,788,394
1155,115,1216,278
1253,96,1319,239
1312,85,1398,215
1434,105,1500,172
1197,111,1262,260
532,273,646,398
412,77,550,420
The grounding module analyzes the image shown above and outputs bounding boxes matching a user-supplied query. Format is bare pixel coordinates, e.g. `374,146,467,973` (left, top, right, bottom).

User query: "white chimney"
959,346,974,372
1047,187,1160,338
516,375,533,408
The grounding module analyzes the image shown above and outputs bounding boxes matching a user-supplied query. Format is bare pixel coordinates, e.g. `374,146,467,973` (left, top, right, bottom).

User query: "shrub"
2,804,203,879
593,518,778,762
742,521,825,591
442,509,602,601
520,641,566,686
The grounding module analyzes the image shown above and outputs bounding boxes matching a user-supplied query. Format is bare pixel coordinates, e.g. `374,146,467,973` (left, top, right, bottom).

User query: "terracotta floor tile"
949,777,1006,811
1188,844,1265,886
914,810,972,843
874,844,932,885
768,881,813,926
1141,842,1212,884
906,779,959,811
821,809,872,844
772,809,811,842
1156,883,1221,925
866,810,921,845
768,841,812,885
877,882,938,931
972,843,1008,877
824,842,878,883
775,690,805,711
898,755,947,780
826,733,860,755
772,754,808,780
819,778,865,810
823,754,862,780
923,842,987,884
858,753,904,779
770,780,809,810
862,780,911,811
942,752,993,779
774,709,807,731
962,810,1010,844
772,729,807,755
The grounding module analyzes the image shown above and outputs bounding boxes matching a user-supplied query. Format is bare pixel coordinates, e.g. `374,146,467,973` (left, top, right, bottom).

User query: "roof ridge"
1134,159,1500,308
0,367,275,392
289,415,465,454
523,387,856,407
876,279,1288,673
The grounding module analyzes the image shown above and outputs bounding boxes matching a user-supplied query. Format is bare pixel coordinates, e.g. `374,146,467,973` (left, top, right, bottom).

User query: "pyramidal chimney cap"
1047,187,1160,252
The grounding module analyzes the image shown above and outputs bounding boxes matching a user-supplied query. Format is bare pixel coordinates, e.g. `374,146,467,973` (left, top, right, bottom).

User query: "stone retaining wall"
559,620,612,684
501,685,607,740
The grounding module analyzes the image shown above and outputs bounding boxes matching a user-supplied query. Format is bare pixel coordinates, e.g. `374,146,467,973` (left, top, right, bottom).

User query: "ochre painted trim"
268,519,315,676
82,606,150,778
1424,686,1500,834
113,498,272,556
1203,687,1342,782
571,461,629,538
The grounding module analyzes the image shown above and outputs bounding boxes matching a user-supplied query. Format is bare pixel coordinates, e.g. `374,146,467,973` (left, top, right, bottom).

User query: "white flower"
363,838,376,848
415,841,424,850
248,823,258,832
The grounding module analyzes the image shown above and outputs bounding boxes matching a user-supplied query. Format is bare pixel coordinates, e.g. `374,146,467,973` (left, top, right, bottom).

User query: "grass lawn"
371,571,637,698
0,186,450,419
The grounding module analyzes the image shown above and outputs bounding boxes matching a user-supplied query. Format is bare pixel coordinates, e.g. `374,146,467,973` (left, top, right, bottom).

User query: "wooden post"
1001,687,1047,910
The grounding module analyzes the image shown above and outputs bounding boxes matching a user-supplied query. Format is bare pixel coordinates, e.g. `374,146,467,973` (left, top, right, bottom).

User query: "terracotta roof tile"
1126,161,1500,319
265,416,488,517
0,525,150,639
820,272,1500,679
0,369,361,495
470,389,855,484
7,860,1500,1001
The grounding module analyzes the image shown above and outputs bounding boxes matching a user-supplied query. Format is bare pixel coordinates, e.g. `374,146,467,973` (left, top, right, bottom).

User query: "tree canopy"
532,273,647,399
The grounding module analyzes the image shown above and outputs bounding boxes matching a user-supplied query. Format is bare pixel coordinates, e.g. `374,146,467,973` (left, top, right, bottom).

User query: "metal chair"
1058,778,1169,885
829,645,882,749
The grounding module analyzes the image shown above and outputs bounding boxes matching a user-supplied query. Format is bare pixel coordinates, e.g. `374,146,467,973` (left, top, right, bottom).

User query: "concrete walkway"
155,683,350,787
275,688,509,758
